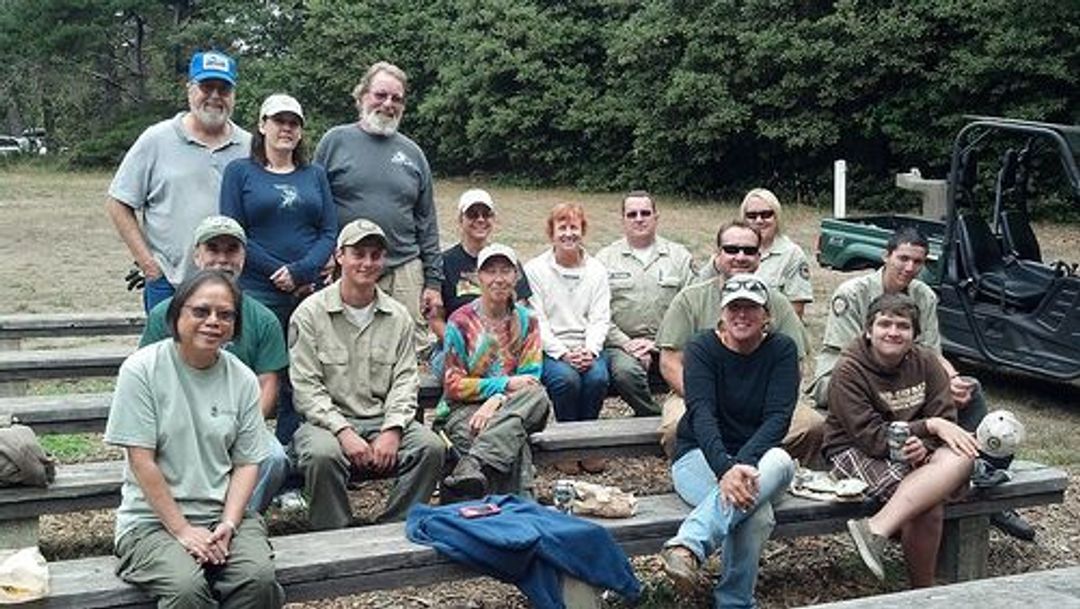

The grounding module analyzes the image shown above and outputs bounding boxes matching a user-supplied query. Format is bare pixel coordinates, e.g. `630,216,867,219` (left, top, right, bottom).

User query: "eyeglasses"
183,305,237,323
464,207,494,220
370,90,405,105
744,209,775,221
625,209,653,219
722,278,767,294
196,80,234,96
720,244,760,256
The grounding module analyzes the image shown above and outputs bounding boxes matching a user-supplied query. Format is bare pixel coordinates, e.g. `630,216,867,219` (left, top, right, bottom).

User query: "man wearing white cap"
315,61,442,354
107,50,251,312
427,188,532,377
289,219,444,528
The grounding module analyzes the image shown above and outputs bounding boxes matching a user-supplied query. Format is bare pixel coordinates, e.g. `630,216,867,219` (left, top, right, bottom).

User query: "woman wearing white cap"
659,274,797,608
220,93,338,445
439,243,550,500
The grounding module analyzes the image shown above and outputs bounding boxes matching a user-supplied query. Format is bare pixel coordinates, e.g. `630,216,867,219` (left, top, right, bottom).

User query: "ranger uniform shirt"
289,282,419,434
596,236,695,348
758,234,814,304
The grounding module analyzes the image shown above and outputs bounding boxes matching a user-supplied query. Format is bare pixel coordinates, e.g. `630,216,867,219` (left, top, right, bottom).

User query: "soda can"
553,479,575,514
887,421,910,462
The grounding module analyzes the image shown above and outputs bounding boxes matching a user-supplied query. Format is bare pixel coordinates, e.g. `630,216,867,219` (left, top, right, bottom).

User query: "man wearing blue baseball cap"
106,50,252,312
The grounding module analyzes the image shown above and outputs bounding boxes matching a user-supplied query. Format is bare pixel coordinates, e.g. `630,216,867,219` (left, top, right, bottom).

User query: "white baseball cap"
260,93,305,125
458,188,495,215
976,409,1026,458
477,243,518,270
720,273,769,309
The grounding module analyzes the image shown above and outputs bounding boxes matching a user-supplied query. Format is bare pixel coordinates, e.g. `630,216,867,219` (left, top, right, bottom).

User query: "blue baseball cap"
188,51,237,86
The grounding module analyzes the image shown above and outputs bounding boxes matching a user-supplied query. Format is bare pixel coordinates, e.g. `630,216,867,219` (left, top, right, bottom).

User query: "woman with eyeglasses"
105,269,284,608
439,244,551,501
524,202,611,474
426,189,532,379
659,273,797,608
740,188,813,318
220,93,337,444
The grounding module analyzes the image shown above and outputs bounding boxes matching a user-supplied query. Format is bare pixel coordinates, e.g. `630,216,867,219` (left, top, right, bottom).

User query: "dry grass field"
1,165,1077,608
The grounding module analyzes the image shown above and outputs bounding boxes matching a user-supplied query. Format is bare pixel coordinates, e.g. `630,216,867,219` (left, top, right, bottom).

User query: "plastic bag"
0,547,49,604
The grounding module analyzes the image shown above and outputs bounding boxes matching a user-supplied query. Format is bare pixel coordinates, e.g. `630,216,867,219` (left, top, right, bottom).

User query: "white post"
833,159,847,219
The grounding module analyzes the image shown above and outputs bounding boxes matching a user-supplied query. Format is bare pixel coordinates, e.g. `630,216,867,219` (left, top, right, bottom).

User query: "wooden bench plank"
802,566,1080,608
0,313,145,340
0,347,131,382
25,481,1073,609
0,393,113,434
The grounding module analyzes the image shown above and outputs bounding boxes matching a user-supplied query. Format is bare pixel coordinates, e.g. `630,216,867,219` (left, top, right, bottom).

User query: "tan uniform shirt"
596,236,695,348
758,234,813,304
289,281,418,435
809,268,940,401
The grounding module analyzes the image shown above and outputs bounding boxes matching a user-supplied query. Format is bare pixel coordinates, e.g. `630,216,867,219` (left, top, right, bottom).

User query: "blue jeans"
248,431,289,513
667,447,794,609
143,275,175,313
540,352,610,422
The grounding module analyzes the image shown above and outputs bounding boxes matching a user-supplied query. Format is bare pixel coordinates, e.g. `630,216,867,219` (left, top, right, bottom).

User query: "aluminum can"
553,479,575,514
887,421,911,462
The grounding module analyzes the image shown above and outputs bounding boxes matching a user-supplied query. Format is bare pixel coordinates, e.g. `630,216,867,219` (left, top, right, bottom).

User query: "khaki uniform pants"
294,418,444,529
445,385,551,496
114,515,284,609
659,394,825,469
605,348,661,417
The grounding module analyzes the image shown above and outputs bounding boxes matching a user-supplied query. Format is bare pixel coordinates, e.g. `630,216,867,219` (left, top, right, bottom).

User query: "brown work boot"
442,455,488,500
579,457,608,474
554,460,582,475
660,544,700,595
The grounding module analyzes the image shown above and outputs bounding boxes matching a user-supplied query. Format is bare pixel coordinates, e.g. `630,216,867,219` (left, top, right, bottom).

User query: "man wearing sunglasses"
427,189,533,378
107,50,251,313
809,226,1034,540
315,61,443,359
139,216,290,514
656,221,824,467
596,191,695,417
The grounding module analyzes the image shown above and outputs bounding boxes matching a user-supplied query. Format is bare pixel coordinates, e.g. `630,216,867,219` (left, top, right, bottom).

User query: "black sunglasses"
464,207,494,220
625,209,653,219
744,210,775,220
720,244,760,256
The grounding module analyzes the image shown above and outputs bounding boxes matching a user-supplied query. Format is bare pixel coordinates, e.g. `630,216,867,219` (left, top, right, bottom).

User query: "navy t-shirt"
440,243,532,316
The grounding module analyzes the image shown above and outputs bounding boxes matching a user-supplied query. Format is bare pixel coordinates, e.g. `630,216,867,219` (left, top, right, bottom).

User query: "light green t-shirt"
140,293,288,375
105,340,268,542
655,277,807,360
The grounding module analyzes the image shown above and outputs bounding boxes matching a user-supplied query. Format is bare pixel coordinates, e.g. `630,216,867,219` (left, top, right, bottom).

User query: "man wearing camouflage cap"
289,219,444,528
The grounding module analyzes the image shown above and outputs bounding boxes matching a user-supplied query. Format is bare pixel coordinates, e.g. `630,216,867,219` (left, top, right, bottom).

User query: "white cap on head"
458,188,495,215
976,409,1025,458
477,243,518,270
720,273,769,309
260,93,305,124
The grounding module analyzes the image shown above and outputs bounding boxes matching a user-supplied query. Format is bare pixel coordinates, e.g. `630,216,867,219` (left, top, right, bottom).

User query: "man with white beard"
106,50,252,312
315,62,443,355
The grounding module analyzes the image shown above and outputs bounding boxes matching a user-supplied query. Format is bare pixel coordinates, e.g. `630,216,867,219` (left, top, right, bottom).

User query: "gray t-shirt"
314,124,443,286
108,113,251,284
105,340,267,542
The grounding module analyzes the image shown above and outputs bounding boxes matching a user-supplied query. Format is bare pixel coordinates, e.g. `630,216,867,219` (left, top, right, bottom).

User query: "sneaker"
442,455,488,500
847,518,887,581
660,545,699,595
990,509,1036,542
276,489,308,513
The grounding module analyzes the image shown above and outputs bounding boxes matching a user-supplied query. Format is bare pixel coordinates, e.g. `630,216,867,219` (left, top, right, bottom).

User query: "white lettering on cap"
203,53,230,71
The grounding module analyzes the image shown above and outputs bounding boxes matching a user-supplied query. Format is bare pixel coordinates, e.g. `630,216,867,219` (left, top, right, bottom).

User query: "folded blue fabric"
406,494,641,609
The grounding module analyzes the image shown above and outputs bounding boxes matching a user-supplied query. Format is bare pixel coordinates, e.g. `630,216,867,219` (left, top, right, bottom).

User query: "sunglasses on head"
720,244,760,256
183,304,237,323
722,278,767,294
744,209,775,220
625,209,653,219
464,207,494,220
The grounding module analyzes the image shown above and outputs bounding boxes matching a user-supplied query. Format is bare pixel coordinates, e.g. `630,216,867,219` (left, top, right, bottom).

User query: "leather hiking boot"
991,509,1035,542
442,455,487,500
660,545,699,595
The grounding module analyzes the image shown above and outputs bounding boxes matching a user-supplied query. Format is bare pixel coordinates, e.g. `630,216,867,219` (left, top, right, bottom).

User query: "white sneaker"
275,490,308,513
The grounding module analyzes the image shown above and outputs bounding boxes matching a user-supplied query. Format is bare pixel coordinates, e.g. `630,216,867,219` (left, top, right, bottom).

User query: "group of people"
101,49,1030,609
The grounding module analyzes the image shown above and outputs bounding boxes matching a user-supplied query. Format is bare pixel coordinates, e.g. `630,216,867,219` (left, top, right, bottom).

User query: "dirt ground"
3,167,1079,607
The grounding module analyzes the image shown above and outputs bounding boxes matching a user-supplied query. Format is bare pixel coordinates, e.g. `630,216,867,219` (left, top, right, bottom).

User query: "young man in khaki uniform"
656,221,824,467
596,191,695,416
289,219,444,529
